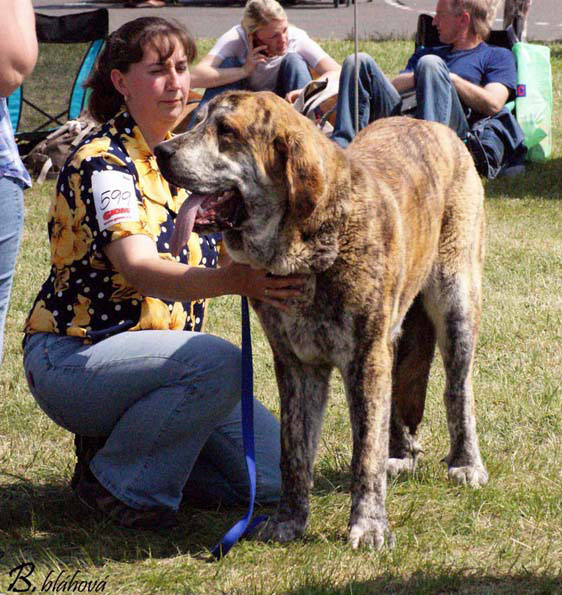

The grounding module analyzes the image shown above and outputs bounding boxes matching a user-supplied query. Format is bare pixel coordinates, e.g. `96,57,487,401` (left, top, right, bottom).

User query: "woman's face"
111,36,190,132
254,19,289,57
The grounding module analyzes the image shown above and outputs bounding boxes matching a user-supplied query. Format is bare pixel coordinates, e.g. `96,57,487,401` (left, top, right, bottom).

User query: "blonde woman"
190,0,340,112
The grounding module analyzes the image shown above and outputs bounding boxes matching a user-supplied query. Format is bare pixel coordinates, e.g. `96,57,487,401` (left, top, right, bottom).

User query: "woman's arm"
313,55,341,81
0,0,38,96
190,31,268,89
190,53,252,89
104,234,307,312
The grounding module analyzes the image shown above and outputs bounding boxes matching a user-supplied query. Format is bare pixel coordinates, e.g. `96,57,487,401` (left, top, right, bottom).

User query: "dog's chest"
280,312,354,366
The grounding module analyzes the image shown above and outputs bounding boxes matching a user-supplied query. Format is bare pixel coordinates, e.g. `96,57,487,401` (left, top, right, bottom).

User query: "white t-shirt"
209,24,329,91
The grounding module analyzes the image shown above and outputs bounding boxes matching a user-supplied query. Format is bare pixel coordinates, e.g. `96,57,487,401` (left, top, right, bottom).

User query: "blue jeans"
0,175,25,362
23,330,281,511
191,53,312,123
331,53,469,148
414,54,470,139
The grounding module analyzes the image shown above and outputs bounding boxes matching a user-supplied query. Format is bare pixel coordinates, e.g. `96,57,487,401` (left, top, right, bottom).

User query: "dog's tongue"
170,193,207,257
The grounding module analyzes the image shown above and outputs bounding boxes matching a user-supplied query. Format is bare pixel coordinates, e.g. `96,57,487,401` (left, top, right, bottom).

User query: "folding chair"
414,13,518,52
7,8,108,156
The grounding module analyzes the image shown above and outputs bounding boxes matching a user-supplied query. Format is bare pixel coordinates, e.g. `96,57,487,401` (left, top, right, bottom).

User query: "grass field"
0,38,560,594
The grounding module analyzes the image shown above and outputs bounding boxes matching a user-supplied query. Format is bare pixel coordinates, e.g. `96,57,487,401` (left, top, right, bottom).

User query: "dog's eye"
217,121,236,138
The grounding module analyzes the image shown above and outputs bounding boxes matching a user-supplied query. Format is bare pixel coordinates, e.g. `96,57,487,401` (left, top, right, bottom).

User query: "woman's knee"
280,52,307,69
185,334,242,404
211,337,242,386
277,52,310,87
219,56,243,69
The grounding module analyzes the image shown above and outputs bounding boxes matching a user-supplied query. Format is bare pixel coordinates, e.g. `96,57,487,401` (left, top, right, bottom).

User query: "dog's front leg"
255,356,332,544
343,338,393,549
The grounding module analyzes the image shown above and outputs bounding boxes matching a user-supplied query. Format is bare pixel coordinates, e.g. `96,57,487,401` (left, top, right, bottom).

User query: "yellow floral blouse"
24,109,220,341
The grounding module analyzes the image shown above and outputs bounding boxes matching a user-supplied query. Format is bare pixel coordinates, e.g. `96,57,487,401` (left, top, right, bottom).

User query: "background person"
190,0,340,114
488,0,532,41
331,0,521,156
22,17,306,529
0,0,38,362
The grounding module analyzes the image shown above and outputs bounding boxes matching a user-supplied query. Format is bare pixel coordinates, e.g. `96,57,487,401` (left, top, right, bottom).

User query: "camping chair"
7,9,108,156
414,13,518,51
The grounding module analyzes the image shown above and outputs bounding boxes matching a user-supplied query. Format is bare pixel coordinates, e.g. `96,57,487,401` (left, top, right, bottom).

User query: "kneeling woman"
23,17,305,529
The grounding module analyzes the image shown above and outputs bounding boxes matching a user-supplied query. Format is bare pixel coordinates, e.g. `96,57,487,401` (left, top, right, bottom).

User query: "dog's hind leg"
422,270,488,488
388,295,436,476
254,358,332,544
343,335,394,549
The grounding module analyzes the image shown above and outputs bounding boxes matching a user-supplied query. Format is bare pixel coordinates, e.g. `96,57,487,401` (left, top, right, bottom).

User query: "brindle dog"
155,91,488,549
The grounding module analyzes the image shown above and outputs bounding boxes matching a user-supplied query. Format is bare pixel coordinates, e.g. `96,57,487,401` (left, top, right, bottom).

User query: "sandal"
76,476,178,530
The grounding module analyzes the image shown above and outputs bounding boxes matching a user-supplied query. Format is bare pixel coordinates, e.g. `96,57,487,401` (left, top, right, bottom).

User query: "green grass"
1,39,561,594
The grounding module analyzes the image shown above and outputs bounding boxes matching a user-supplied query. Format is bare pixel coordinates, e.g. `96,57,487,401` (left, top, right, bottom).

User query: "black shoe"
71,434,108,491
76,477,178,530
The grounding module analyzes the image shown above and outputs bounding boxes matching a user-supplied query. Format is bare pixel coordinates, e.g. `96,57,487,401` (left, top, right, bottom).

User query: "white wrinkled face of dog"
155,91,330,274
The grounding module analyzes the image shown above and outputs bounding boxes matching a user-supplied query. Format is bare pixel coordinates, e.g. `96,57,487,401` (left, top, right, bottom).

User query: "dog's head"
155,91,346,274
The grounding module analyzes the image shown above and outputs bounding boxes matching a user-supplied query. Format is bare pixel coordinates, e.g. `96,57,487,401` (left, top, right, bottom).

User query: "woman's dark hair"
85,17,197,123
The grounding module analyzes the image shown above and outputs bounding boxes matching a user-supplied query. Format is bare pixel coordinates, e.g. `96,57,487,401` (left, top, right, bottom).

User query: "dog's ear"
275,128,325,220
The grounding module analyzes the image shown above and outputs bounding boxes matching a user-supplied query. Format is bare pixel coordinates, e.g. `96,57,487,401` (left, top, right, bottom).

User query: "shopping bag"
512,42,552,162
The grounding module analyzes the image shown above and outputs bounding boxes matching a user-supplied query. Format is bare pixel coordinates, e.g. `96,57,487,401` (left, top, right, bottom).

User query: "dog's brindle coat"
155,91,488,548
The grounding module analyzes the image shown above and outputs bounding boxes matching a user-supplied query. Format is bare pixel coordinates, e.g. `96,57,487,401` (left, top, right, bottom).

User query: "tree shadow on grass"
0,478,272,569
312,456,442,498
286,571,562,594
0,461,440,570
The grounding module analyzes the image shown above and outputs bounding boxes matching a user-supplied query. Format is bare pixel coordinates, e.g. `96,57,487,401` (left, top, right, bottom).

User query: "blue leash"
211,296,267,559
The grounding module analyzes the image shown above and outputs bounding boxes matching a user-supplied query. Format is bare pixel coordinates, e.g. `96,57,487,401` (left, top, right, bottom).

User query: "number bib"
92,170,139,232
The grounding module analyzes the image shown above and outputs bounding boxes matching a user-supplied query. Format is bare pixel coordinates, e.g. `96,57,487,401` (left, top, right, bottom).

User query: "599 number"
98,188,132,210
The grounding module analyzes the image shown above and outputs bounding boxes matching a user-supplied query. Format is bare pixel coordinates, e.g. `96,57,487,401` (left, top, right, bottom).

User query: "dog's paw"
448,464,488,487
251,517,306,544
387,457,415,477
348,519,394,550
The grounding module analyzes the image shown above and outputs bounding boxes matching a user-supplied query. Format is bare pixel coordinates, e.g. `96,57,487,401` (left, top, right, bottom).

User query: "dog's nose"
154,142,176,163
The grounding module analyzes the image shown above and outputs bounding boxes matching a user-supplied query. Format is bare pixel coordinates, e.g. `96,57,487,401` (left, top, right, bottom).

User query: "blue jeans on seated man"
23,330,281,511
190,53,313,124
331,52,470,148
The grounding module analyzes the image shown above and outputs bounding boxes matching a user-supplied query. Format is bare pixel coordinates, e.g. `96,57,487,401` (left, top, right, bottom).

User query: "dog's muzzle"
191,188,247,233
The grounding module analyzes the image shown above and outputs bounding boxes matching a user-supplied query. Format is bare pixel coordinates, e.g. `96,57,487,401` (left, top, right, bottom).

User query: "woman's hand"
285,88,303,104
224,260,309,312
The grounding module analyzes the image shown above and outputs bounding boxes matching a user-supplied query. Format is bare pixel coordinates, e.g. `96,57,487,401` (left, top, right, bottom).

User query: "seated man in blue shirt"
331,0,521,170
